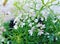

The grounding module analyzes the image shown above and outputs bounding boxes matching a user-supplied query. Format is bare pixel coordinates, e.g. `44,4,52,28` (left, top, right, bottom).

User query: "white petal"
41,17,44,21
41,24,45,29
52,20,57,23
22,23,25,26
38,31,44,35
36,23,42,27
28,30,33,36
34,19,38,23
29,23,32,27
14,25,18,29
45,32,49,35
27,19,31,23
31,26,35,30
38,29,44,35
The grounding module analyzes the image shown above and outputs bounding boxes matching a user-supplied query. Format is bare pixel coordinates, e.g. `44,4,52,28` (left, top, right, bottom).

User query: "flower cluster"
2,13,60,44
1,0,60,44
13,12,46,36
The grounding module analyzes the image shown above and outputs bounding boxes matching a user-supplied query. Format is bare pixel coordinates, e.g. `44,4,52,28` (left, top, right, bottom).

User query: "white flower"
52,20,57,23
57,16,60,19
29,14,32,17
23,19,26,22
28,26,35,36
31,16,35,20
41,17,44,21
44,0,48,4
22,23,25,26
14,25,18,29
29,9,34,13
25,16,28,20
36,3,41,10
31,26,35,30
21,22,25,27
56,37,58,40
21,25,24,28
1,38,4,42
29,2,34,7
41,24,45,29
29,23,32,27
28,30,33,36
47,36,50,38
45,32,49,35
34,19,38,23
38,29,44,35
27,19,31,23
7,41,10,44
14,17,19,23
36,23,42,27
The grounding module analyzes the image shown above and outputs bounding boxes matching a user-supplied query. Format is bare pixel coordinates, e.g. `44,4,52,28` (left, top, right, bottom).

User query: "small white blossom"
29,2,34,7
23,19,26,22
34,19,38,23
47,36,50,38
22,23,25,26
14,25,18,29
52,20,57,23
56,37,58,40
20,17,23,20
44,0,48,4
36,3,41,10
29,23,32,27
57,16,60,19
45,32,49,35
31,17,35,20
36,23,42,27
31,26,35,30
14,17,20,23
28,26,35,36
27,19,31,23
29,9,34,13
25,16,28,20
1,38,4,42
41,24,45,29
41,17,44,21
38,29,44,35
28,30,33,36
21,22,25,28
7,41,10,44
